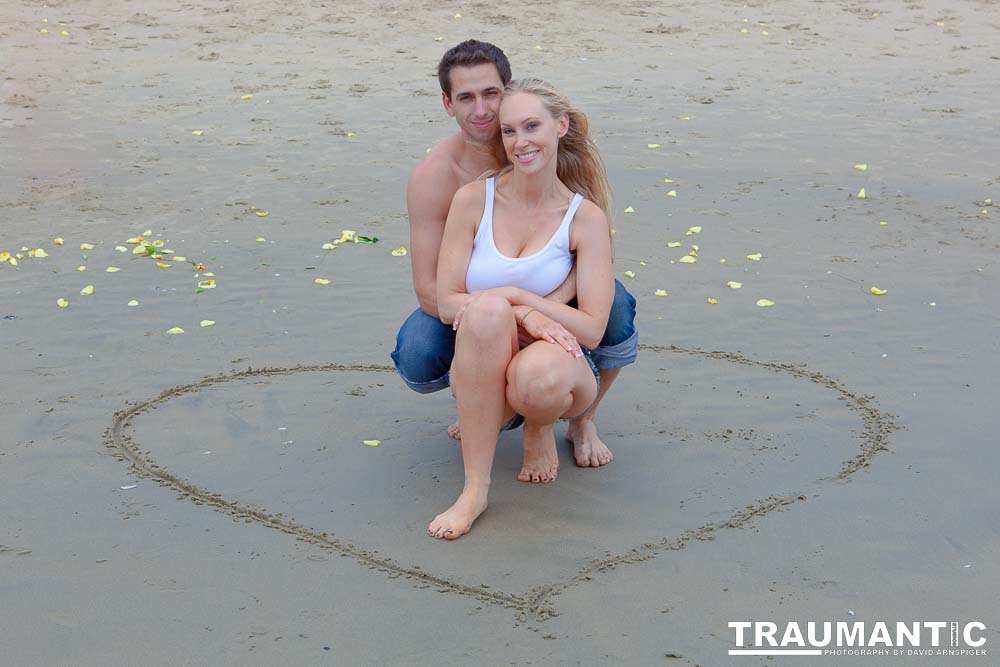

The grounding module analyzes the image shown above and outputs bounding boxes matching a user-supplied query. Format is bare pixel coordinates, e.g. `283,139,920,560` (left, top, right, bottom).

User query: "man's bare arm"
406,156,459,319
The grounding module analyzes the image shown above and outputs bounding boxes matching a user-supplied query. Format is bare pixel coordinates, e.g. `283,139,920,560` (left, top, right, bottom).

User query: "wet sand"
2,0,998,664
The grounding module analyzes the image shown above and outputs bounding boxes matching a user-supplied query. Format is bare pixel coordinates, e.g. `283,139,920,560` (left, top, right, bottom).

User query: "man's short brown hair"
437,40,512,99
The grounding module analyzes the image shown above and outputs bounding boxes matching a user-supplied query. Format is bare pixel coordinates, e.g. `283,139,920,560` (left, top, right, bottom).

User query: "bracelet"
518,308,536,327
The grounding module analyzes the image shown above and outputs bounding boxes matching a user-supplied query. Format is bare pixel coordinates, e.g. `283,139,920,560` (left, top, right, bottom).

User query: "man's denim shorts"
390,279,638,394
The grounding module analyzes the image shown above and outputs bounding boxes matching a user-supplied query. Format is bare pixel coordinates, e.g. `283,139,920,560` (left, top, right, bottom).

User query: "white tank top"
465,177,583,296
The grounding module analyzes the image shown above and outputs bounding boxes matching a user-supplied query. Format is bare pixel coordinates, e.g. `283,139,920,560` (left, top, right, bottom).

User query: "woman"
430,79,615,540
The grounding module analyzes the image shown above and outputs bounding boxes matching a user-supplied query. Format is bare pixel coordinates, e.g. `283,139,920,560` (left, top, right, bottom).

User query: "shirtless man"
391,40,638,476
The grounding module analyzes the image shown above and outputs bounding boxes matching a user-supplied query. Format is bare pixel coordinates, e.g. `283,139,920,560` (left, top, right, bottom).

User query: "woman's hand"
519,308,584,358
452,287,523,330
451,291,482,330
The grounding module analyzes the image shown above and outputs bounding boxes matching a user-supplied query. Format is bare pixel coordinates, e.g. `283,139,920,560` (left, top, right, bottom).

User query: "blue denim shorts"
391,279,637,394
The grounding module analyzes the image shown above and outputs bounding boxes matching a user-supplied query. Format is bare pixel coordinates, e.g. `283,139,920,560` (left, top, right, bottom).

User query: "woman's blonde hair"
486,78,612,224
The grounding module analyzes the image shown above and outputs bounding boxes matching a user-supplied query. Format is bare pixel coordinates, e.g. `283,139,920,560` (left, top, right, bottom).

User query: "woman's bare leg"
428,294,518,540
566,367,619,467
506,342,599,483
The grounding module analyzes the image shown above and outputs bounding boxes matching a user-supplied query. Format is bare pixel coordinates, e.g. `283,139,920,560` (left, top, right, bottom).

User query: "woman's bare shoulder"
571,199,611,241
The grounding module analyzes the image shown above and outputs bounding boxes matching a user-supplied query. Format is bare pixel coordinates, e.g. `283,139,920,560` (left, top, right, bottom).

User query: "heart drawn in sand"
105,344,895,620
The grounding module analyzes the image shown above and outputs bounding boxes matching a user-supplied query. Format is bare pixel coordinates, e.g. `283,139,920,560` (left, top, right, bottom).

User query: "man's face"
443,63,504,143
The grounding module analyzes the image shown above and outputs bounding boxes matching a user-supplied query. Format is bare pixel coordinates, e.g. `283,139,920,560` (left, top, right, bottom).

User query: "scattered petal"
200,320,216,328
321,243,336,250
314,278,331,285
746,253,762,261
166,327,185,335
197,279,216,289
667,241,681,248
80,284,94,296
173,256,186,262
80,243,95,250
454,13,461,19
534,45,542,51
40,28,48,34
241,94,253,100
8,257,17,266
340,230,356,242
854,163,868,171
719,258,727,263
623,206,635,214
760,30,769,35
655,289,669,297
61,30,69,36
156,262,172,268
363,439,382,447
663,178,674,183
105,266,121,273
679,116,691,121
647,143,661,149
756,299,775,307
115,245,128,252
127,300,139,306
666,190,678,197
879,221,888,226
707,298,718,304
691,245,699,251
152,239,165,248
77,265,87,271
53,237,64,245
119,485,137,490
870,286,887,295
856,188,866,199
740,28,749,33
639,261,647,266
434,36,443,42
685,225,701,234
125,237,142,244
391,246,408,256
191,130,204,136
255,210,269,217
255,237,267,243
33,248,48,258
132,245,149,255
624,270,636,279
726,280,743,289
57,298,69,308
678,255,697,264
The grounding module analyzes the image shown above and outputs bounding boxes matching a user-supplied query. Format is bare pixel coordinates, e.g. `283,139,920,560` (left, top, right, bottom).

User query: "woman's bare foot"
447,419,461,440
427,482,489,540
518,424,559,483
566,419,614,467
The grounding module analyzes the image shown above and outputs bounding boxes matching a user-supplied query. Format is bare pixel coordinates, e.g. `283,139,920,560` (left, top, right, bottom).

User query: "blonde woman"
430,79,615,539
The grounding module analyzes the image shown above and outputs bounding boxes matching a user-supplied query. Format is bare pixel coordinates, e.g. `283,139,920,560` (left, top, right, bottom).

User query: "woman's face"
499,91,568,174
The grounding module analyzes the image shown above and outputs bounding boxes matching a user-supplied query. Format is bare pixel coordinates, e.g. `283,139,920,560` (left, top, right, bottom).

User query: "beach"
2,0,998,663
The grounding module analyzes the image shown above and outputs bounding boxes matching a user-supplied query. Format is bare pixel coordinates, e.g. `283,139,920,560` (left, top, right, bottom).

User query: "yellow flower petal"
77,265,87,271
57,298,69,308
127,300,139,306
685,225,701,234
314,278,331,285
321,243,336,250
647,143,661,149
707,298,718,304
80,284,94,296
33,248,48,258
61,30,69,36
125,236,142,244
391,246,408,256
726,280,743,289
152,239,165,248
80,243,95,250
142,229,152,237
691,244,699,251
667,190,678,197
0,252,10,262
639,261,647,266
434,36,443,42
202,272,215,277
678,255,697,264
156,262,172,268
623,206,635,214
53,238,64,245
115,245,128,252
339,230,356,242
363,439,382,447
534,45,542,51
132,245,148,255
857,188,866,199
173,256,186,262
679,115,691,121
8,257,17,265
255,237,266,243
756,299,775,307
746,253,762,261
870,286,887,296
667,241,681,248
40,28,48,34
197,280,216,289
854,163,868,171
663,178,673,183
241,94,253,100
199,320,216,328
255,210,269,217
624,270,636,279
719,258,727,263
105,266,120,273
879,221,888,226
655,289,669,297
191,130,204,136
166,327,185,335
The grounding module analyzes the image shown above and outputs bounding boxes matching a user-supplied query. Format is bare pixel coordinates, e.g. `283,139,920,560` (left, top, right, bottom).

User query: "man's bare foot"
447,419,461,440
427,483,489,540
518,424,559,483
566,419,614,467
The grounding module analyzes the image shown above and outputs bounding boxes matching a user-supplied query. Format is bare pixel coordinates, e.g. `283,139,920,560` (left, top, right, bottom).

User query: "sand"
2,0,998,664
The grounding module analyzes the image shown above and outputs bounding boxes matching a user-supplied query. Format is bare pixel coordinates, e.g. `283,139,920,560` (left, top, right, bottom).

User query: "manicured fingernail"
574,351,584,358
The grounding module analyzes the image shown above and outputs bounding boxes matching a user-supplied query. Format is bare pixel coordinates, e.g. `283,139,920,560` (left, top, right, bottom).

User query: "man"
391,40,637,473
